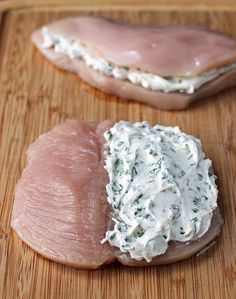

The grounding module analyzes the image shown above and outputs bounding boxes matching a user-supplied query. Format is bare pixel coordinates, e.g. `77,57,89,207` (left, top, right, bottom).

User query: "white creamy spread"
42,27,236,94
101,121,218,262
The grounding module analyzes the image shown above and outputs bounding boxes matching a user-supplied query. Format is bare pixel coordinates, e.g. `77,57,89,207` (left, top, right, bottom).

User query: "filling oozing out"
101,121,218,262
42,28,236,94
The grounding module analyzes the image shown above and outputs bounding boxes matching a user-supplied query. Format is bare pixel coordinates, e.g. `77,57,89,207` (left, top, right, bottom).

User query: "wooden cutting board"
0,5,236,299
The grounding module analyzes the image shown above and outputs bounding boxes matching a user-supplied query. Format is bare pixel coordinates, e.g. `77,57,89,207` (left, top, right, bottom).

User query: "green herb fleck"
184,144,190,153
106,130,113,140
197,173,203,180
112,182,123,194
193,195,201,205
132,166,138,177
178,170,186,178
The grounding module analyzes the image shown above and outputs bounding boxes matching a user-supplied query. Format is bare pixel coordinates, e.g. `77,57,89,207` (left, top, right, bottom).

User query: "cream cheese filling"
42,27,236,94
101,121,218,262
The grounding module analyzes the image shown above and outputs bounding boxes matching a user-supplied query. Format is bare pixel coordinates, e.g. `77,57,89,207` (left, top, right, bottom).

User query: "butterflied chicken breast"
31,17,236,109
12,120,223,269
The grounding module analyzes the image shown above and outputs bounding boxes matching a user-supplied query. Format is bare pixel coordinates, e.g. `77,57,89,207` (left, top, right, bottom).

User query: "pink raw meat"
31,17,236,110
11,120,116,269
33,17,236,76
12,120,223,268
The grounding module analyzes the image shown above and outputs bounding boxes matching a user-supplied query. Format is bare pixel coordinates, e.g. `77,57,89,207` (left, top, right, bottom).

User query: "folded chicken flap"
31,17,236,109
34,17,236,76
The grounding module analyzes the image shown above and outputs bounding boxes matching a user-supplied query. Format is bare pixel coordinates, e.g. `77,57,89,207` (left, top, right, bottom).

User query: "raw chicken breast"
33,17,236,76
12,120,223,268
11,120,116,269
31,17,236,110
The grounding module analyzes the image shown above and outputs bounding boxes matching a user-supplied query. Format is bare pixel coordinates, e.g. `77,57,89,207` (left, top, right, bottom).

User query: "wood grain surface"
2,0,236,12
0,8,236,299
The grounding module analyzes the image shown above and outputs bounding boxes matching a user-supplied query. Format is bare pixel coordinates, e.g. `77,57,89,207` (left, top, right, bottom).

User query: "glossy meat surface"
31,29,236,110
32,19,236,110
11,120,116,269
12,120,223,268
33,17,236,76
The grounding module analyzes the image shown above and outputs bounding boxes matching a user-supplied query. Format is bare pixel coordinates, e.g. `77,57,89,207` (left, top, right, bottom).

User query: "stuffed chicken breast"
32,17,236,109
